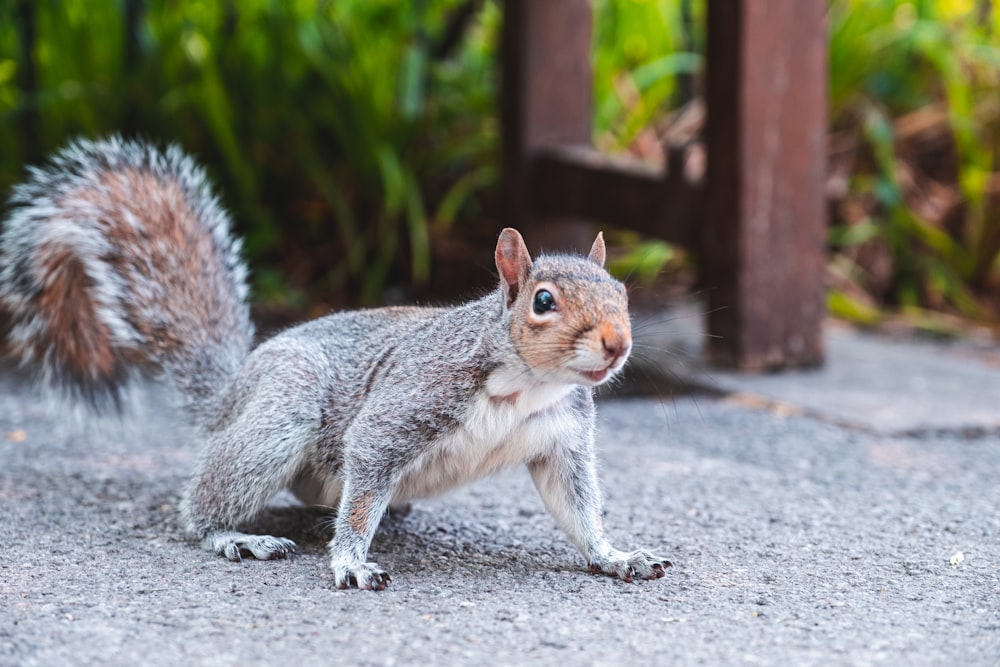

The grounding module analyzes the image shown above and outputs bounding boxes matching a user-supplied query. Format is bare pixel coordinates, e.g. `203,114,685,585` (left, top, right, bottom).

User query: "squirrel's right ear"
589,232,607,267
495,228,532,307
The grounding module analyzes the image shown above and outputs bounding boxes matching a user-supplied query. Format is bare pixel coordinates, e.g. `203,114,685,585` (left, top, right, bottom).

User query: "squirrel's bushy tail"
0,136,254,417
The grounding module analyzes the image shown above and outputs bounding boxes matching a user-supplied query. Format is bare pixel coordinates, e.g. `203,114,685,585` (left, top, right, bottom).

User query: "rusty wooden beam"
531,145,704,250
703,0,827,370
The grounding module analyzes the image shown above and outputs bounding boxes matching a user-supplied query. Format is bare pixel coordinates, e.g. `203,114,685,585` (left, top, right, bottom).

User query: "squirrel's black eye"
532,289,556,314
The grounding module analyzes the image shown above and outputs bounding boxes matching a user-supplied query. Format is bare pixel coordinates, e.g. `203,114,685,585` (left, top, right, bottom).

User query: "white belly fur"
291,370,581,508
393,381,577,501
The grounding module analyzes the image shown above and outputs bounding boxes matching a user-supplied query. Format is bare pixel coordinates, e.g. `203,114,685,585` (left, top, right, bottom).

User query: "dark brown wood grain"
704,0,827,370
532,145,704,251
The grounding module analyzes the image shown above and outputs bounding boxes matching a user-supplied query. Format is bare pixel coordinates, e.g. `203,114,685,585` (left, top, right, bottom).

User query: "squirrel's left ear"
589,232,607,267
496,228,532,307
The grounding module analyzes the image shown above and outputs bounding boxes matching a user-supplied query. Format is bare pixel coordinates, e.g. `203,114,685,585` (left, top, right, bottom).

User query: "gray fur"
0,139,669,590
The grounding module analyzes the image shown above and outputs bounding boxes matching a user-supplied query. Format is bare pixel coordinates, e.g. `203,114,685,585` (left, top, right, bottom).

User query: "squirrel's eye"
532,289,556,314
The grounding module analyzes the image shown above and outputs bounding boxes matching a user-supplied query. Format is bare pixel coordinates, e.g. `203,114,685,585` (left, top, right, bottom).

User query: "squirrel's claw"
649,561,670,579
205,532,297,562
333,561,391,591
589,548,671,583
224,543,243,563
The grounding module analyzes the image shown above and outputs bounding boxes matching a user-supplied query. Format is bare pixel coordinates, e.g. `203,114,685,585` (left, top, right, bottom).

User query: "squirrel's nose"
599,324,632,362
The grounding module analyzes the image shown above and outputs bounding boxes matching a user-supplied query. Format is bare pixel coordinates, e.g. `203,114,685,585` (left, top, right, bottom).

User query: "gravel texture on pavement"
1,361,997,666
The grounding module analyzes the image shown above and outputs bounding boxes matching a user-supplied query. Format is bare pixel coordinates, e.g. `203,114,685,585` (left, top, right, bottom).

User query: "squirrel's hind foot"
202,531,297,562
331,560,391,591
589,548,672,583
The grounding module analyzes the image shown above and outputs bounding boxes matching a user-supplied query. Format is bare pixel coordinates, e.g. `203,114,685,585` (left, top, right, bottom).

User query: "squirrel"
0,137,670,590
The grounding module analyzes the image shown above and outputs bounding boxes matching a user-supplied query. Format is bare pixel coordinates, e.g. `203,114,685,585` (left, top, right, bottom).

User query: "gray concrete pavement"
632,307,1000,434
1,322,999,666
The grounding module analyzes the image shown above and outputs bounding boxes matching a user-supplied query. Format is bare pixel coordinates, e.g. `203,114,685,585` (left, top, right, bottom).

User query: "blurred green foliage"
596,0,1000,332
829,0,1000,330
591,0,701,150
0,0,703,310
2,0,1000,333
0,0,500,307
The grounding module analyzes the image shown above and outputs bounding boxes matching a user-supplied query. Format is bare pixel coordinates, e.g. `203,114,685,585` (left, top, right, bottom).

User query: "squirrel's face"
511,261,631,387
495,228,631,388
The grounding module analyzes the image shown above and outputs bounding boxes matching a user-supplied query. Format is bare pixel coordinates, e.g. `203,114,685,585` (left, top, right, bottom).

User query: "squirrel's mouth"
581,354,629,384
582,368,611,384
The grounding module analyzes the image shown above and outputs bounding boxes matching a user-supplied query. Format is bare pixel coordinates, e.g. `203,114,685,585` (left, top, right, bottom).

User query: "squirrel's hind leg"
200,531,297,562
180,421,312,561
180,421,310,560
179,361,327,563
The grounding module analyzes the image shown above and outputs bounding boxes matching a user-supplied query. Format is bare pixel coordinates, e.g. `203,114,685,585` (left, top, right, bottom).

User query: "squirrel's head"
495,228,631,387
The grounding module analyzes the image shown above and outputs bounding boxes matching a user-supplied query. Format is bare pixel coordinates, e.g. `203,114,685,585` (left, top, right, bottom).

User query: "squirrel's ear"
589,232,607,267
495,228,532,307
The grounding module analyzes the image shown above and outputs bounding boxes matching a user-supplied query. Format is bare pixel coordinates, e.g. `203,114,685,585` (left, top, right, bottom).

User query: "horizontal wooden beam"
530,145,704,250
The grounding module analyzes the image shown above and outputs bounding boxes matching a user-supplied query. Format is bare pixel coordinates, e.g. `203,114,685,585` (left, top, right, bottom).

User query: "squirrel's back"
0,137,253,415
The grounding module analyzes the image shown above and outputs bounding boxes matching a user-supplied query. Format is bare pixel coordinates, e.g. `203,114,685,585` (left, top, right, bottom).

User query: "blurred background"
0,0,998,340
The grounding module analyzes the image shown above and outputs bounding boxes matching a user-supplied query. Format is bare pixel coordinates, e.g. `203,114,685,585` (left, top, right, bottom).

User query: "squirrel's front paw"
589,548,671,583
331,560,391,591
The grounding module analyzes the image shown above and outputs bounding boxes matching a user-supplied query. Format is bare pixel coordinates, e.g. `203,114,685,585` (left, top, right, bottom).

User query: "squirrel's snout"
598,323,632,364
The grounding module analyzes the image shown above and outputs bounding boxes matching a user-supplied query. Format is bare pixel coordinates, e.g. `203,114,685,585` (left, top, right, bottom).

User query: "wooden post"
500,0,594,251
704,0,827,370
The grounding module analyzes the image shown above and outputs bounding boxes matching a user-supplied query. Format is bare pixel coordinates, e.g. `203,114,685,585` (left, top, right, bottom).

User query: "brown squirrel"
0,137,670,590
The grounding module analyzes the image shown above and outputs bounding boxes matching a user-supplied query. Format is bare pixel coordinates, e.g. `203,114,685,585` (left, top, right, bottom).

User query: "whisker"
624,361,677,428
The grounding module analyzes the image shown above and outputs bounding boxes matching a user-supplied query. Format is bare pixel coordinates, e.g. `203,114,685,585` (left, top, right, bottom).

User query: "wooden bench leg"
704,0,827,370
500,0,594,251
